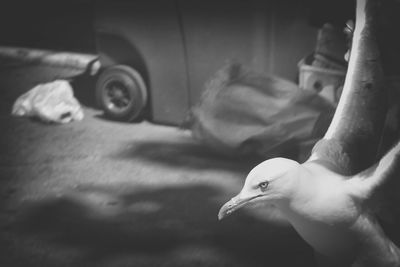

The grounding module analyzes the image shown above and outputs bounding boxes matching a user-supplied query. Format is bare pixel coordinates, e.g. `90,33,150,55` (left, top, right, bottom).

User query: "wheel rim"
103,80,133,113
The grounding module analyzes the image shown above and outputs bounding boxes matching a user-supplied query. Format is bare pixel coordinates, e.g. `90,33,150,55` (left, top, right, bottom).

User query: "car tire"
96,65,147,122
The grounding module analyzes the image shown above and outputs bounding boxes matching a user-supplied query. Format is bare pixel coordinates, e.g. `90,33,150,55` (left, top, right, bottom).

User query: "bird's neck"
275,164,319,205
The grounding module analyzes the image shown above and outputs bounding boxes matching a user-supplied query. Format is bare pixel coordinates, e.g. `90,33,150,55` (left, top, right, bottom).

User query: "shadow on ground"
10,184,314,267
113,139,263,174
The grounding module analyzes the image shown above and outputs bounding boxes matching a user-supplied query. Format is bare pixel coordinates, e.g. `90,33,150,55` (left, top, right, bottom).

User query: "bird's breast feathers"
289,189,360,226
287,166,362,226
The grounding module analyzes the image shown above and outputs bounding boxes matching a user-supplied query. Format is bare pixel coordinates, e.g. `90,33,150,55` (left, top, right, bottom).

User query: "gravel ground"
0,63,314,267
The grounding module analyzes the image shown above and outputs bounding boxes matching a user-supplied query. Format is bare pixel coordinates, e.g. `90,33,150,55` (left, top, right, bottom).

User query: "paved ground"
0,63,315,267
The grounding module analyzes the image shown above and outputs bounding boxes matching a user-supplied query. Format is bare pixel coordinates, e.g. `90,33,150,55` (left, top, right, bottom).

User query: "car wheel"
96,65,147,122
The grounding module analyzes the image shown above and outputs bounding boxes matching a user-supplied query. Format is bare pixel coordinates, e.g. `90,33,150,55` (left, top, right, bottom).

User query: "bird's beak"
218,194,259,220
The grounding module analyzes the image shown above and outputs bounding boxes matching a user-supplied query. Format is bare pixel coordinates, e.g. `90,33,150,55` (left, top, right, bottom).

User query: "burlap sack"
185,64,335,160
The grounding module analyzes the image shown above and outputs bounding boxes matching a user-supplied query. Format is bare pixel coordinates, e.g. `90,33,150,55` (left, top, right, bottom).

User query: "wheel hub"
105,81,132,111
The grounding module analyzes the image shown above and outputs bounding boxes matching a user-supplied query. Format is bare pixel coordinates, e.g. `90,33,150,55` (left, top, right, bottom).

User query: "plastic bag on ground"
11,79,84,123
184,63,335,161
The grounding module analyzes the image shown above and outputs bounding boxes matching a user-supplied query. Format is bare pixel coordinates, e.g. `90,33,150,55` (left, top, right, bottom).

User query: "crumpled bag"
11,79,84,123
184,63,335,160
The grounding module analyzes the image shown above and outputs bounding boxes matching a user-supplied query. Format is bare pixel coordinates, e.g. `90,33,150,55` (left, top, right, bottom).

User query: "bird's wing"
307,0,388,176
309,0,400,246
355,141,400,198
353,139,400,246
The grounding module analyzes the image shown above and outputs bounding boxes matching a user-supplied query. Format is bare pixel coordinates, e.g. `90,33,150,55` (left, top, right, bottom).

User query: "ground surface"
0,63,314,267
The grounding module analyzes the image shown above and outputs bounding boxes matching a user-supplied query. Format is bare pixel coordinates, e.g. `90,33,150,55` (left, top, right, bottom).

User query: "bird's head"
218,157,300,220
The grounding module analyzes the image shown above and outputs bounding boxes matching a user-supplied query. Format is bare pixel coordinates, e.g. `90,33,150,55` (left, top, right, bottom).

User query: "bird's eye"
258,181,269,191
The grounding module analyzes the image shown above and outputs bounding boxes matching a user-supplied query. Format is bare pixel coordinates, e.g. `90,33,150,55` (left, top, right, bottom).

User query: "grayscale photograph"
1,0,400,266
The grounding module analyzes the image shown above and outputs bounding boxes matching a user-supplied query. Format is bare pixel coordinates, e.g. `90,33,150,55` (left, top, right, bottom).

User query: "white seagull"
219,0,400,266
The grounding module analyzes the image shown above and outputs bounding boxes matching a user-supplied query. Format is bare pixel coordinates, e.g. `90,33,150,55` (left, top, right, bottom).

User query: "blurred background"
1,1,400,267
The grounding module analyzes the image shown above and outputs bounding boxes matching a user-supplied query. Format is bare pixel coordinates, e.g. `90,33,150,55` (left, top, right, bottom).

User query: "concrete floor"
0,63,315,266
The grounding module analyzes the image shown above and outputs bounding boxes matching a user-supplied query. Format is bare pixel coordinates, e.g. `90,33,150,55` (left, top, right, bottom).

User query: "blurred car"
95,0,316,125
